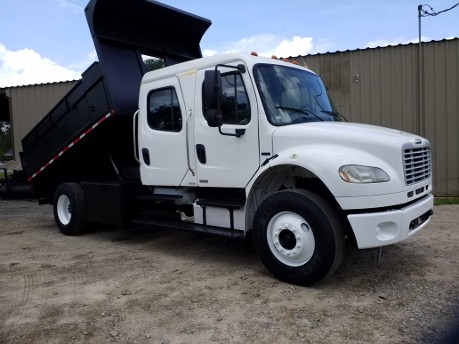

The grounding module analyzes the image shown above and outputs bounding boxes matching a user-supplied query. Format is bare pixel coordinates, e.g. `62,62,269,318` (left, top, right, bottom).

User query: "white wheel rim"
267,211,315,267
57,194,72,225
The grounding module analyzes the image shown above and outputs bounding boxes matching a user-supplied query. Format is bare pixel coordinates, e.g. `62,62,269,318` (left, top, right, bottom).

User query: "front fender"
246,144,408,210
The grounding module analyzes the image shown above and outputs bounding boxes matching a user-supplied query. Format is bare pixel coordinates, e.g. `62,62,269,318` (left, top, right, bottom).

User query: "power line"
419,2,459,17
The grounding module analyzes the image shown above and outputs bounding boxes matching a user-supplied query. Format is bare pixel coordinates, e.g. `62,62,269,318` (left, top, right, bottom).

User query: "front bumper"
347,193,434,249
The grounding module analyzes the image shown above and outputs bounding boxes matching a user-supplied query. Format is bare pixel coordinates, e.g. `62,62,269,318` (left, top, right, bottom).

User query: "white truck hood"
272,122,425,149
270,122,431,204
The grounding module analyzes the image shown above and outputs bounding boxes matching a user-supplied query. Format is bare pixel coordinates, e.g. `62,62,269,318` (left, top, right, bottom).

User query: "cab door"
138,77,190,186
194,65,260,188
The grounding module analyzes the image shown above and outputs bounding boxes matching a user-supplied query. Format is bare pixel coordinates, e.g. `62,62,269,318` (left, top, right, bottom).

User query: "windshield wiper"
321,110,348,122
275,106,324,122
313,81,347,122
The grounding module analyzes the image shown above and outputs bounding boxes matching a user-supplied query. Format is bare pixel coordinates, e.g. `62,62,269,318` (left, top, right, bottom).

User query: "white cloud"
68,50,98,71
221,34,278,55
0,44,82,87
51,0,83,14
88,51,98,60
202,49,217,57
207,34,315,58
272,36,313,58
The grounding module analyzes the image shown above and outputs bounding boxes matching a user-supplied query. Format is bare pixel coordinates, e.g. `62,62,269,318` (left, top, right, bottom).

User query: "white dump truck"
21,0,433,285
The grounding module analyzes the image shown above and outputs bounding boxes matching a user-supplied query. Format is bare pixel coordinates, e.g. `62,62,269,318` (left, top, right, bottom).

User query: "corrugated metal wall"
295,38,459,196
5,81,78,163
423,39,459,197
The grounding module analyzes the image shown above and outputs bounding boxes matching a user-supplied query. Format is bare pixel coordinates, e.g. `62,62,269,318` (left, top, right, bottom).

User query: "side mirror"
206,109,223,128
204,70,223,127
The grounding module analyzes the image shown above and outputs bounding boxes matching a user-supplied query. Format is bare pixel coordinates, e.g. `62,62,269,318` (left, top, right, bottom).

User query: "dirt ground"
0,199,458,344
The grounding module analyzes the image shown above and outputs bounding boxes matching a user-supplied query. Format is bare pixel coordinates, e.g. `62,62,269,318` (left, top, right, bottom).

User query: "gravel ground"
0,199,458,344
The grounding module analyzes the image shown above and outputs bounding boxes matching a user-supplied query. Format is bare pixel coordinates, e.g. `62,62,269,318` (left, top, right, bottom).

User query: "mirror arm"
215,64,246,74
218,127,245,138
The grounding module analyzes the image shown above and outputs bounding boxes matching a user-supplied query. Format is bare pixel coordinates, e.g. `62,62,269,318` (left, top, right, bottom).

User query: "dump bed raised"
21,0,211,201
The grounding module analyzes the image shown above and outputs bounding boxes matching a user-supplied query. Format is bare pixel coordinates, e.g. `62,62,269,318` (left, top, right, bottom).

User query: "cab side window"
147,87,182,132
221,72,251,125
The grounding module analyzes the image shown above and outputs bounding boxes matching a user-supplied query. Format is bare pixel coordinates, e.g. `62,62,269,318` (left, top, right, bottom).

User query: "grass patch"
0,170,14,180
1,170,19,183
434,197,459,206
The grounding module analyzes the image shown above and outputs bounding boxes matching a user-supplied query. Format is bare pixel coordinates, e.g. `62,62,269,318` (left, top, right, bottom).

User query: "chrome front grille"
402,143,432,185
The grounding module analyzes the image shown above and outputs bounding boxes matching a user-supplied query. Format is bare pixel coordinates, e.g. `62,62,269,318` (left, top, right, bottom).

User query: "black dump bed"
21,0,210,200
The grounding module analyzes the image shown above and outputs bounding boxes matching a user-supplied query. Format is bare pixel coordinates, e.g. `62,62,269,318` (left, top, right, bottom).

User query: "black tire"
53,183,87,236
252,190,345,286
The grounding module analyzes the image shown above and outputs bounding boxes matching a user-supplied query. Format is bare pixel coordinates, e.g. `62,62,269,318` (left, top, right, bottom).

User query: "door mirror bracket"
218,127,245,138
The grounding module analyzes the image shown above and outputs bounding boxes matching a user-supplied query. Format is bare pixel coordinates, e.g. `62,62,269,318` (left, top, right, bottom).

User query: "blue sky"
0,0,458,87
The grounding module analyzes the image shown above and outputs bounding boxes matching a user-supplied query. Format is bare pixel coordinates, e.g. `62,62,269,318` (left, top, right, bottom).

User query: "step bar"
131,217,245,239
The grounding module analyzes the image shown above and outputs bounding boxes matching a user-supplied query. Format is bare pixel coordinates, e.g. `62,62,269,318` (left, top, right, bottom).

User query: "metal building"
0,81,78,170
294,38,459,196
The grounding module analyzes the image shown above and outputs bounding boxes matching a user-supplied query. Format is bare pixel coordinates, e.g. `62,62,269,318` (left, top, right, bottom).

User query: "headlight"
339,165,390,183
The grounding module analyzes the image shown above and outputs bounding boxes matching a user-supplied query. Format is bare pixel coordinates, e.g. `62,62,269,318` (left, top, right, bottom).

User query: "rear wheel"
252,190,345,286
53,183,87,235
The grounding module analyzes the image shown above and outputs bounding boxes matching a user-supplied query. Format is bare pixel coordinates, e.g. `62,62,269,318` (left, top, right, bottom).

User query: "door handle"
142,148,150,165
132,110,140,163
196,144,206,164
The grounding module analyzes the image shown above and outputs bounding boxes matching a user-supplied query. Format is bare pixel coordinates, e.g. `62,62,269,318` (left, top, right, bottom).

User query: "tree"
0,122,11,161
144,57,166,72
1,122,10,135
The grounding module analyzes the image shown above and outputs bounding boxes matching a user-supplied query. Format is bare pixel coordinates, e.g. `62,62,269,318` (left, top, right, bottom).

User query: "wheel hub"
268,211,315,266
278,229,296,250
57,194,72,225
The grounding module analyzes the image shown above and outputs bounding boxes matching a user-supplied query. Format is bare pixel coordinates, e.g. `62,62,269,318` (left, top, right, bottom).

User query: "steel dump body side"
21,62,111,179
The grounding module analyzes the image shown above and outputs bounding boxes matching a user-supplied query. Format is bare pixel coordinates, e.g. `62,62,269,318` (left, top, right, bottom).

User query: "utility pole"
417,3,459,136
417,5,423,136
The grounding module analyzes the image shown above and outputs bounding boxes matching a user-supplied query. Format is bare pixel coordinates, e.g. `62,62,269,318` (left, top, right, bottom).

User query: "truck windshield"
253,63,344,125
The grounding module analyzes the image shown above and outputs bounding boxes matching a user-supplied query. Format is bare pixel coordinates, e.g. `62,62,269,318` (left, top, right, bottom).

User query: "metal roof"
0,79,81,90
285,37,459,59
0,159,22,171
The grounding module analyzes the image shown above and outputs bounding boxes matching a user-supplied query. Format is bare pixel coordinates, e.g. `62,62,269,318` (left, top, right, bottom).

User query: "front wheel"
252,190,345,286
53,183,87,235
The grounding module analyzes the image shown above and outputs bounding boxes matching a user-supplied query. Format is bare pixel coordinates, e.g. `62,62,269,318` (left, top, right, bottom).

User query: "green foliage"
144,58,166,72
434,197,459,205
1,122,10,134
0,121,12,161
